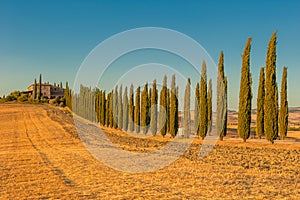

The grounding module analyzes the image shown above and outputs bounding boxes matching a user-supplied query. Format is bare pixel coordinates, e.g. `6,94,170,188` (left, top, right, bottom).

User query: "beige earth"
0,103,299,199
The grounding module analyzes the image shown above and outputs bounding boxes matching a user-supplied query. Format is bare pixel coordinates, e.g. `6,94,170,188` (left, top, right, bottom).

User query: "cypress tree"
256,67,265,139
141,83,149,134
60,82,63,88
279,67,288,140
175,85,179,135
238,38,252,142
216,51,228,140
113,86,118,128
118,85,123,129
129,84,134,132
109,91,114,128
105,92,111,127
33,78,37,100
207,78,212,134
184,78,191,138
265,31,278,143
159,75,168,137
135,86,141,133
101,91,106,126
38,74,42,100
150,80,158,135
123,86,128,131
166,88,170,133
170,74,177,138
199,61,208,139
194,82,200,135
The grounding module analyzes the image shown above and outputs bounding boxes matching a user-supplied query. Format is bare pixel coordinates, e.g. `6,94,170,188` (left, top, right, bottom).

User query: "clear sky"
0,0,299,110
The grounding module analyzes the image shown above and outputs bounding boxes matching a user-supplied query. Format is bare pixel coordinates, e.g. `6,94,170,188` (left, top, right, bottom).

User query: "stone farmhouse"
27,83,65,99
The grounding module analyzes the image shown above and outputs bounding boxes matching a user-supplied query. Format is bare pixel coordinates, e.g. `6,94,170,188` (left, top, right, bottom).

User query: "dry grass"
0,103,300,199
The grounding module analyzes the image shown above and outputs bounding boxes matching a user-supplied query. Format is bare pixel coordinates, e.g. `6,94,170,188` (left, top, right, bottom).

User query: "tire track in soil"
22,110,76,187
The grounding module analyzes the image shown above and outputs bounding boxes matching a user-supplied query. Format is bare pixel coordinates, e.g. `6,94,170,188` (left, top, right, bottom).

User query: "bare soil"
0,103,299,199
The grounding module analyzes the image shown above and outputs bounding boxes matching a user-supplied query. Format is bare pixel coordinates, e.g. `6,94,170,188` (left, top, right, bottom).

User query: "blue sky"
0,0,299,110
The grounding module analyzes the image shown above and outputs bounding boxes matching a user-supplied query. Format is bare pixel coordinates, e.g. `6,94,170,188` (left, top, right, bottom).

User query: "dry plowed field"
0,104,299,199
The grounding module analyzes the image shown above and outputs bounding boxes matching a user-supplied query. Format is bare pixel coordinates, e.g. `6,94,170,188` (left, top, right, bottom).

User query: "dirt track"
0,104,299,199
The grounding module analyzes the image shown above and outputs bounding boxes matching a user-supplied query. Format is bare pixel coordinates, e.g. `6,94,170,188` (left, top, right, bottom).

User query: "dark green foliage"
166,88,170,133
170,74,177,138
113,86,118,129
159,75,168,137
238,38,252,142
38,74,42,100
207,79,212,134
109,90,114,128
118,85,123,129
105,92,111,127
33,78,37,100
194,82,200,135
184,78,191,138
101,90,106,125
141,83,149,134
256,67,265,139
135,86,140,133
279,67,288,140
265,32,278,143
199,61,208,139
123,86,128,131
65,81,72,110
150,80,158,135
128,84,134,132
216,51,228,140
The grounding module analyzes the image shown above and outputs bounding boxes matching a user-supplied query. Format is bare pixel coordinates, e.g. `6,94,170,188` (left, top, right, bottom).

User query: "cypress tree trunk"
150,80,158,135
265,31,278,144
199,61,208,139
170,74,177,138
141,83,149,134
256,67,265,139
279,67,288,140
135,86,141,133
184,78,191,138
118,85,123,129
123,86,128,131
159,75,168,137
194,82,200,136
216,51,228,141
207,79,212,135
129,84,134,132
238,38,252,142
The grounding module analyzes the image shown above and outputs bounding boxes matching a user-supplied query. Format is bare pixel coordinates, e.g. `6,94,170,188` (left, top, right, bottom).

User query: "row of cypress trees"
71,69,225,139
238,32,289,143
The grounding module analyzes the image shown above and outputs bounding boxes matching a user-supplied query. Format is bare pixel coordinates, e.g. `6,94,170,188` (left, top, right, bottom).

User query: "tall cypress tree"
238,38,252,142
207,79,212,134
141,83,149,134
101,91,106,125
38,74,42,100
166,88,170,133
113,86,118,128
159,75,168,137
123,86,128,131
194,82,200,135
265,31,278,143
170,74,177,138
135,86,141,133
109,90,114,128
128,84,134,132
150,80,158,135
175,85,179,135
256,67,265,139
216,51,228,140
279,67,288,140
199,61,208,139
118,85,123,129
33,78,37,100
105,92,111,127
184,78,191,138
